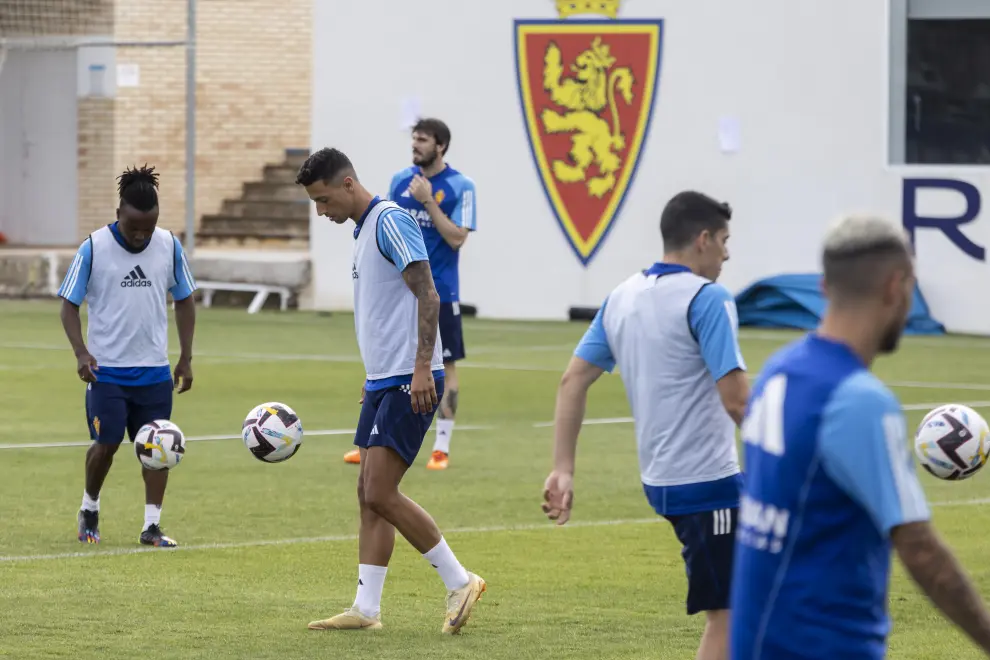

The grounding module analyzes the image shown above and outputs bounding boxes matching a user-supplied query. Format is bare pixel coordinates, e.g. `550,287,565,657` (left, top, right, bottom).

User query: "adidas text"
120,279,152,288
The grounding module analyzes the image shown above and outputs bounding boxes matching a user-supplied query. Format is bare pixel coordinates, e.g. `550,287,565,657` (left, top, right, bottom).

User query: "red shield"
515,20,663,265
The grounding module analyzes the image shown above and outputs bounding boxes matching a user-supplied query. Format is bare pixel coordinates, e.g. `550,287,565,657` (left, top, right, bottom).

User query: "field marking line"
4,400,989,451
8,340,990,388
1,496,985,564
0,517,661,563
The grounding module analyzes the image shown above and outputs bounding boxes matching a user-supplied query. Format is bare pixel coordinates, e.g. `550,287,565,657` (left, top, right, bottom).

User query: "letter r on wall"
903,178,986,262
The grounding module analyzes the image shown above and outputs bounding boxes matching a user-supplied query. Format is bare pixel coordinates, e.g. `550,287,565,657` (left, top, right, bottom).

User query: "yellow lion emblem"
540,36,635,198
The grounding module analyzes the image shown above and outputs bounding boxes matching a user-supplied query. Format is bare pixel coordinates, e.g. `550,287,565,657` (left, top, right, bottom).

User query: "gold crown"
555,0,621,19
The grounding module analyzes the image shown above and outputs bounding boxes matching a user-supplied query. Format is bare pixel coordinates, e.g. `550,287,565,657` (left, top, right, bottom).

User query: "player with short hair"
58,164,197,548
341,117,477,471
296,147,486,634
542,191,749,660
731,215,990,659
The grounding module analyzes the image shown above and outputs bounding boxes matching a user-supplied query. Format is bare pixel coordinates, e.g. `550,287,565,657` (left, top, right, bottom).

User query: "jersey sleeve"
819,373,931,536
688,282,747,380
573,298,616,373
387,170,407,202
57,239,92,306
449,175,477,230
376,209,430,272
169,235,197,301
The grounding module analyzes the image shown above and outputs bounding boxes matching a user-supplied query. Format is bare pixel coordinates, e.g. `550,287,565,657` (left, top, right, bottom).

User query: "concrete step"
189,232,310,250
200,215,309,235
284,148,310,170
220,199,309,219
242,181,310,202
262,164,299,185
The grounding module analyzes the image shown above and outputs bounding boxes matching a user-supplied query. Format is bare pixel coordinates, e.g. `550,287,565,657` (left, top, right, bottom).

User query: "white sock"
353,564,388,618
81,491,100,513
423,537,469,591
143,504,161,531
433,419,454,454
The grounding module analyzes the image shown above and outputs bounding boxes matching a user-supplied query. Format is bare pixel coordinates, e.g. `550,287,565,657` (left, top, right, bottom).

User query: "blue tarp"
734,273,945,335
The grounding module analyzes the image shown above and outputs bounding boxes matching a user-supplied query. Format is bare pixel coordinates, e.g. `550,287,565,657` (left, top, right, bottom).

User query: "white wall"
0,49,79,246
309,0,990,334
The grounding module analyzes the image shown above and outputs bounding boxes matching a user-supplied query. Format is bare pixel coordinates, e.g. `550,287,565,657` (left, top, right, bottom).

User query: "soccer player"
296,147,486,634
58,165,197,548
730,215,990,659
341,118,477,471
542,191,749,660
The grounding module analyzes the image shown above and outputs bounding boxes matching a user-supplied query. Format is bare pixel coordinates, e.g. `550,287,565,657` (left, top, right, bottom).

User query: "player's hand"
410,366,438,414
542,470,574,525
359,383,366,405
409,174,433,204
76,352,98,383
173,356,193,394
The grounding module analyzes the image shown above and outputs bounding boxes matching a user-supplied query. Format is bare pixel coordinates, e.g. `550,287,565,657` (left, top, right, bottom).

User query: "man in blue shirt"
342,118,477,471
543,191,750,660
731,214,990,659
58,165,197,548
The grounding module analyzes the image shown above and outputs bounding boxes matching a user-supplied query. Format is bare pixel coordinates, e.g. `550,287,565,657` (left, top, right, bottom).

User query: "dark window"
905,19,990,164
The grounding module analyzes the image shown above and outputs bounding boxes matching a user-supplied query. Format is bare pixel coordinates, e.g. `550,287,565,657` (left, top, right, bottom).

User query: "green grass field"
3,299,990,659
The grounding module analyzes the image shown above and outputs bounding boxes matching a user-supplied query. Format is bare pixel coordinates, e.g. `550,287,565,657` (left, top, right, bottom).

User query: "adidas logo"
352,263,359,280
400,189,411,198
370,424,379,436
120,265,152,288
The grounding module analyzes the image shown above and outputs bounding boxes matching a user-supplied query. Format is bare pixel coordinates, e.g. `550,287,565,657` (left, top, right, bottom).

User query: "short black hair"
412,118,451,155
660,191,732,251
822,216,912,299
295,147,356,186
117,164,159,212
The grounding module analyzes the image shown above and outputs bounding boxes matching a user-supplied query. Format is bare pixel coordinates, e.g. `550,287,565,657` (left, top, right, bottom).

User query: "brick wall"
73,0,311,240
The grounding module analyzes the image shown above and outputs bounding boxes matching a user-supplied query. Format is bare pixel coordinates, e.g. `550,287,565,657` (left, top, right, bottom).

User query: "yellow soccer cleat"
426,450,449,470
442,572,487,634
307,608,382,631
343,449,361,464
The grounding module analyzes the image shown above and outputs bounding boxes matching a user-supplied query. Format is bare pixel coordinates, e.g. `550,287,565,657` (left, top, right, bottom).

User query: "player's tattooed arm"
893,520,990,652
402,260,441,368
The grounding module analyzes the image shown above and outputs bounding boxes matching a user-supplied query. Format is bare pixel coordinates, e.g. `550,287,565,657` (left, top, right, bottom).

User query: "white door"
0,48,78,246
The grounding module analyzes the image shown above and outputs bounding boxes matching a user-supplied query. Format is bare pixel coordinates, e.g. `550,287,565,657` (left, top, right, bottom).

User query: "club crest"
515,1,663,265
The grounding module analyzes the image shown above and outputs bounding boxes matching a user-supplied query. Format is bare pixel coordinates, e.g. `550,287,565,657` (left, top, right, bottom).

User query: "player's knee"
357,474,368,507
91,442,120,460
704,608,729,631
362,478,397,517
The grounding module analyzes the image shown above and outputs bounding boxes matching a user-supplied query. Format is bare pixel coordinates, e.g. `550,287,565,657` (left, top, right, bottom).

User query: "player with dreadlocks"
58,164,198,548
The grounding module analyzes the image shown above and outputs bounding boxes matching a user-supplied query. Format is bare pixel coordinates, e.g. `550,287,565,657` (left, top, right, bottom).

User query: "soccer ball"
241,402,303,463
914,404,990,480
134,420,186,471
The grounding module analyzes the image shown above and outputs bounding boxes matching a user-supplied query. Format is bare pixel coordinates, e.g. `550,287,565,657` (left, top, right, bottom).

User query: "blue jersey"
730,334,930,660
388,165,477,303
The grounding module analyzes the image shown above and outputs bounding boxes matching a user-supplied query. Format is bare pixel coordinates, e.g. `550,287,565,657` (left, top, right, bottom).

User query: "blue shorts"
353,379,445,466
85,380,173,444
439,302,465,362
662,507,737,614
